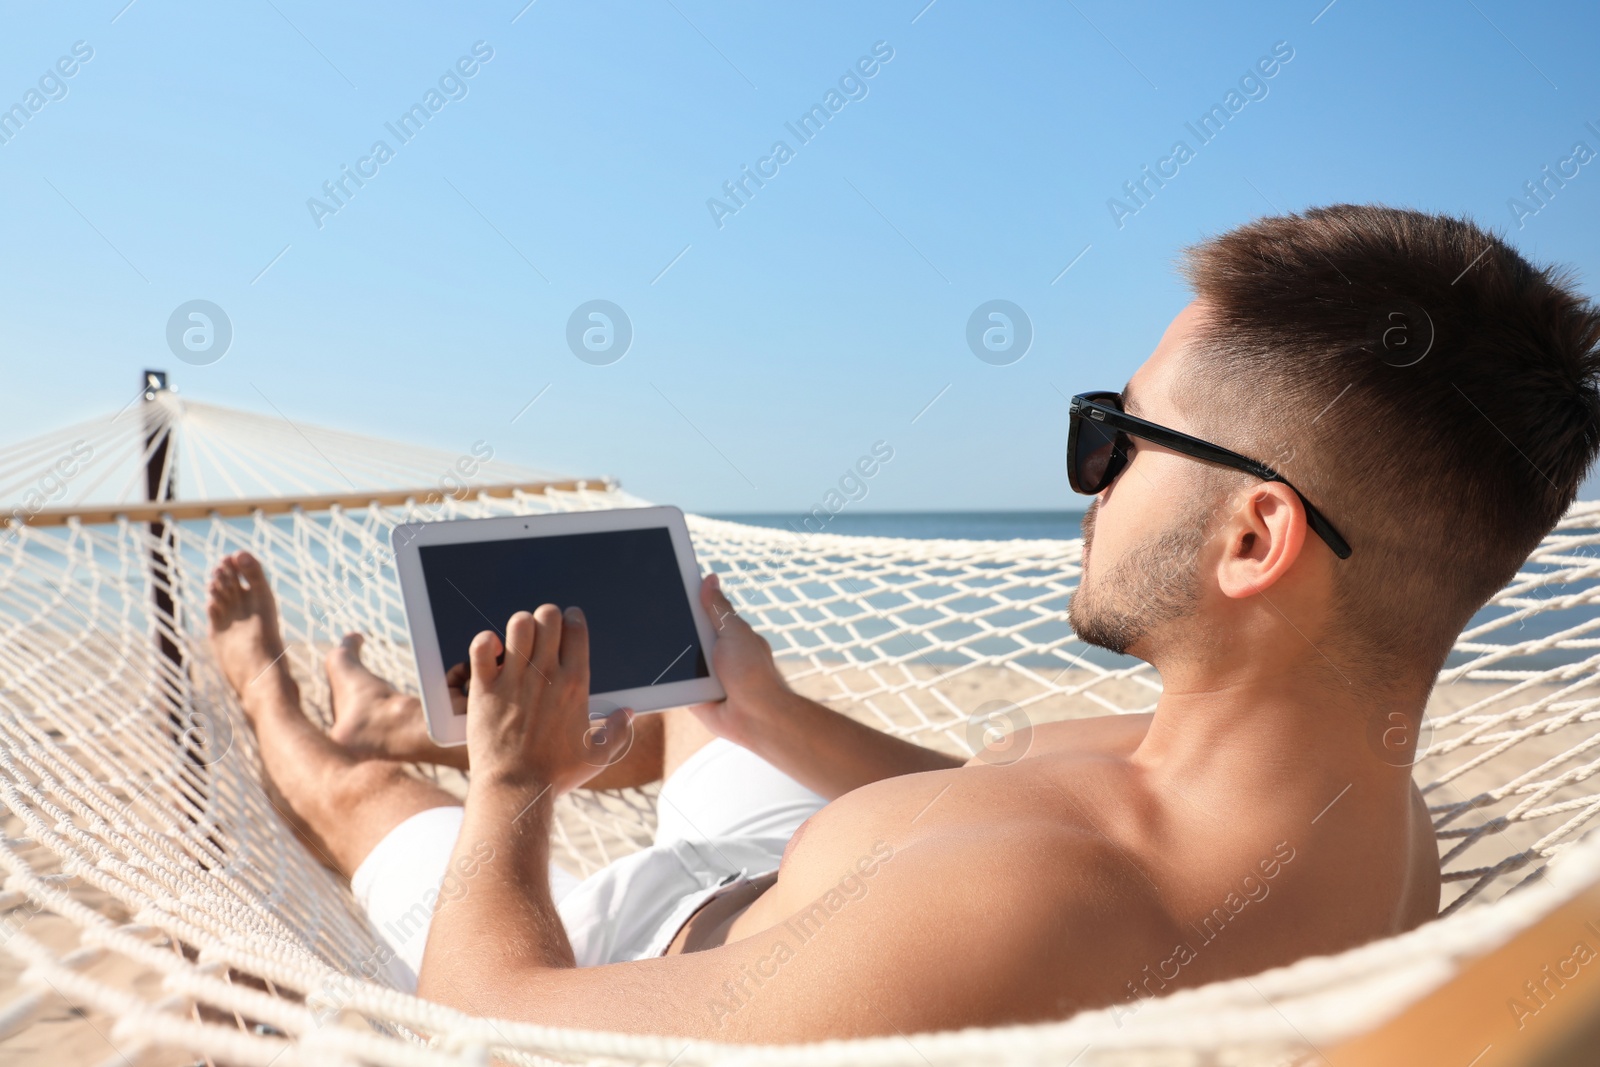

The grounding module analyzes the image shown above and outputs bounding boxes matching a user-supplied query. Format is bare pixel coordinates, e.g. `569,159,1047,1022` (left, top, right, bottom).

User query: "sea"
708,510,1589,673
710,510,1086,542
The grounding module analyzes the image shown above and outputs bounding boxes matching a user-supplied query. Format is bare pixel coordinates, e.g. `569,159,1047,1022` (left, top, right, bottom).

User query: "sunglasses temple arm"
1291,489,1353,559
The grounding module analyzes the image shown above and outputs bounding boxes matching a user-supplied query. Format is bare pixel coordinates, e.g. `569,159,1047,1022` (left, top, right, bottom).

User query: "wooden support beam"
1327,876,1600,1067
8,479,614,529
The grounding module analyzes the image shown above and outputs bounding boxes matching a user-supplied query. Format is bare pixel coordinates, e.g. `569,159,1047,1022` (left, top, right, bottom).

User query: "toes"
235,551,268,592
208,567,238,612
325,631,392,713
218,558,242,595
206,578,227,626
325,634,362,680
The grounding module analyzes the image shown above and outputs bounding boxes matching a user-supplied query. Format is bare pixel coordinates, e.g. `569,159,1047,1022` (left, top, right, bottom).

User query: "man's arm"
423,790,1083,1040
688,574,961,798
415,603,1150,1040
415,612,1094,1038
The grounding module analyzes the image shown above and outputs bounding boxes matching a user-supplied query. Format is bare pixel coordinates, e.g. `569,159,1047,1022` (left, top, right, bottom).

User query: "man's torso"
666,712,1440,1019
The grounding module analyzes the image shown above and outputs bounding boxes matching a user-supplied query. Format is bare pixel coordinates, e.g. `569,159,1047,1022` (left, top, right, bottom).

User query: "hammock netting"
2,389,1599,1065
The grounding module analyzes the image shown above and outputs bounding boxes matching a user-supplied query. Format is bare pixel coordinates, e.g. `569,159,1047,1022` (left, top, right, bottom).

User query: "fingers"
531,604,563,680
468,630,504,695
701,572,741,632
445,661,471,716
700,571,726,613
503,611,537,677
560,606,590,677
501,606,562,684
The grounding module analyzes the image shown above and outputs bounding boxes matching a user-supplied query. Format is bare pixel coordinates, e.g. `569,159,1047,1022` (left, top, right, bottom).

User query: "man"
207,205,1600,1041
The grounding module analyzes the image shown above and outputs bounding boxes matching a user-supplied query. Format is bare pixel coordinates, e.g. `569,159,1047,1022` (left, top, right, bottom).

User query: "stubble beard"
1068,499,1209,656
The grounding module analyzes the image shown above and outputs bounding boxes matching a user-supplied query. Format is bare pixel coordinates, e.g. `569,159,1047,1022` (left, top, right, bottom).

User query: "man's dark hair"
1178,204,1600,671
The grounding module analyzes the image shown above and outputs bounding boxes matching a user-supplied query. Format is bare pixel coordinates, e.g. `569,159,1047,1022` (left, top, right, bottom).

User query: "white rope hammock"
2,390,1599,1065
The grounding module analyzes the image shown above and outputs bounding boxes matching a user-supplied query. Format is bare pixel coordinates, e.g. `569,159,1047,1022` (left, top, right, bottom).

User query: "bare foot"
326,633,466,768
207,551,296,716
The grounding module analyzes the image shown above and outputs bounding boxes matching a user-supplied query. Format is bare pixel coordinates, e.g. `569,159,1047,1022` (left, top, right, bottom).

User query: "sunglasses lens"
1075,418,1121,492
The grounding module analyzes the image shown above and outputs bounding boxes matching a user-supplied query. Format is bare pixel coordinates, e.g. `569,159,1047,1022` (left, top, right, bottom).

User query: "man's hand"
463,605,632,796
445,661,470,717
688,573,790,745
685,572,962,798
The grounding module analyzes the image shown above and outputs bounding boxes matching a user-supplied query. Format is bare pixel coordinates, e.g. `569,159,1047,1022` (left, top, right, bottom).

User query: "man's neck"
1130,656,1431,794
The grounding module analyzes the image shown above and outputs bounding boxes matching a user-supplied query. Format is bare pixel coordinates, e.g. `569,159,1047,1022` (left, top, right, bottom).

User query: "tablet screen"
417,526,710,710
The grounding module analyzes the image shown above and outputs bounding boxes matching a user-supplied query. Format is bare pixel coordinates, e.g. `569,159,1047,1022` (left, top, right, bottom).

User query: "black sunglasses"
1067,390,1352,560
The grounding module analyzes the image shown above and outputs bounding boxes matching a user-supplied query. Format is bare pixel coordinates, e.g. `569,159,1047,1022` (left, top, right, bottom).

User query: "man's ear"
1215,483,1307,599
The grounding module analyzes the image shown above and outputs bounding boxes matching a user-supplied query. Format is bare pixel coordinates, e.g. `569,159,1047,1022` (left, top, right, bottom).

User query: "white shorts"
350,737,827,990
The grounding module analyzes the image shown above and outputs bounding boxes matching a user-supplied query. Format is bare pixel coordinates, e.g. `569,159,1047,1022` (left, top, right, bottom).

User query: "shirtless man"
207,205,1600,1041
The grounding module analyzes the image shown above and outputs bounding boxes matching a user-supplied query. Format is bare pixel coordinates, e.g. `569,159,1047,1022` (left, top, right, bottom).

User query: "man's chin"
1067,591,1137,657
1077,629,1133,657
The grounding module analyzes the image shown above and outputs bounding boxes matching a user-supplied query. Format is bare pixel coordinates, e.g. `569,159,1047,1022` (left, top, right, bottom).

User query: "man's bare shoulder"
708,776,1175,1037
771,710,1172,912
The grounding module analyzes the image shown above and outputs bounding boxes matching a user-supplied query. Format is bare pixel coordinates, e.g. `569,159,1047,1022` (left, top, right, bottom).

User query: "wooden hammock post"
141,371,219,860
140,371,191,771
142,370,184,689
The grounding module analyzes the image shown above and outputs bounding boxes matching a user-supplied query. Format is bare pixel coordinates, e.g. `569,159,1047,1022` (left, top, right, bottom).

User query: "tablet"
391,506,725,747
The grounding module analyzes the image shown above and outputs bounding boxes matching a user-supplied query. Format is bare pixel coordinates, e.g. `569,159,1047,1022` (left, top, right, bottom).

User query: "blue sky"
2,0,1598,512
